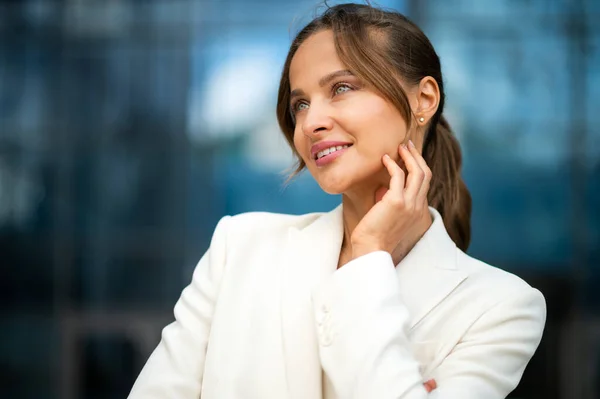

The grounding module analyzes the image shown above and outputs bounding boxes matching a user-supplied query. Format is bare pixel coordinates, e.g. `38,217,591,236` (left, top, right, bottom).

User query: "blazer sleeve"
311,251,546,399
128,216,231,399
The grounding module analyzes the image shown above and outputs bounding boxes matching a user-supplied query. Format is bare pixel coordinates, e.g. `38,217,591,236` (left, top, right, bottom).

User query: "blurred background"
0,0,598,398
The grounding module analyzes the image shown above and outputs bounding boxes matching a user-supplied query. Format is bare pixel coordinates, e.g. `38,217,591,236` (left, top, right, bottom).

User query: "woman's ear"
414,76,440,125
407,76,440,152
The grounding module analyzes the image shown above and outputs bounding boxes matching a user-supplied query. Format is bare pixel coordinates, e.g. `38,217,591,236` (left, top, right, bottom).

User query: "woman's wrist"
350,243,385,260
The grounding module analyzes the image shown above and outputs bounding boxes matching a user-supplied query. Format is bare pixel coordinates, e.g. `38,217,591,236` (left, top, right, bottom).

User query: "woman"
128,3,546,398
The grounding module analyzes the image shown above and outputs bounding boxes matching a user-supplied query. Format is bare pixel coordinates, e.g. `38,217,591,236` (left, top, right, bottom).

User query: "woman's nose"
301,104,334,138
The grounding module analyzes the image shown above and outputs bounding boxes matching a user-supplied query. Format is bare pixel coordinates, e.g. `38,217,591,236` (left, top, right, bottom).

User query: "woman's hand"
350,140,432,262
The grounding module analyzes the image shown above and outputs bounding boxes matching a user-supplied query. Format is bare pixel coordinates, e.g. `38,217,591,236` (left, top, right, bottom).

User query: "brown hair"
276,3,472,251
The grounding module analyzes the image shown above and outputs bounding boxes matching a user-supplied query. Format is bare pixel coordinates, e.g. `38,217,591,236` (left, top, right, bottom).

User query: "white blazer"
128,205,546,399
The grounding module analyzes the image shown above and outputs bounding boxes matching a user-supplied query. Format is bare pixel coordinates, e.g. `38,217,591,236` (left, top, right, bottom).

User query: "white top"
128,205,546,399
323,369,337,398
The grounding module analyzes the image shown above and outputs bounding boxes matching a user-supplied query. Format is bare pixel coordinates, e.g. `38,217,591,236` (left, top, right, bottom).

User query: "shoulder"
230,210,323,230
212,210,326,244
456,250,545,310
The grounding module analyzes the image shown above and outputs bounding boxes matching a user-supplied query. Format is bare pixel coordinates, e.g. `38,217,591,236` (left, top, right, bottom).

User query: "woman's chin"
320,187,344,195
308,162,376,195
315,178,350,195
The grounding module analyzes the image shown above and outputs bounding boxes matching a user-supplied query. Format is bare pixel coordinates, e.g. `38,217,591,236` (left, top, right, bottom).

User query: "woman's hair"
276,3,472,251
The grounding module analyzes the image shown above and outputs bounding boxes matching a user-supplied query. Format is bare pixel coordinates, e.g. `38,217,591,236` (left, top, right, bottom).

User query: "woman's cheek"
292,135,305,162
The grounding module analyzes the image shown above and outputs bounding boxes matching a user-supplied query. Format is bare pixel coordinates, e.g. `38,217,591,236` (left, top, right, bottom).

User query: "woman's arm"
312,251,546,399
128,216,231,398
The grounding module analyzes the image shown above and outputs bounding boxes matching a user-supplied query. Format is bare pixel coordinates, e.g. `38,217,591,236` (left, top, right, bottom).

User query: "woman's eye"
295,102,309,112
334,84,352,95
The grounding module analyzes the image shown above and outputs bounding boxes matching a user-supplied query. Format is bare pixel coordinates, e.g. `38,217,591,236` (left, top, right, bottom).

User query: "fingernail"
409,140,415,149
401,144,407,150
383,154,390,160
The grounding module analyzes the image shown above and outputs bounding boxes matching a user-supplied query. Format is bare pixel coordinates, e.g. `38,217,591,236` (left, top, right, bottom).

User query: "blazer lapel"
280,205,344,399
396,207,468,329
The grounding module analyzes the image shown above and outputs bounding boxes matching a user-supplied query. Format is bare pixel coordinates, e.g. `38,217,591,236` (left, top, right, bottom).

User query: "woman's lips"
310,141,353,159
315,145,351,167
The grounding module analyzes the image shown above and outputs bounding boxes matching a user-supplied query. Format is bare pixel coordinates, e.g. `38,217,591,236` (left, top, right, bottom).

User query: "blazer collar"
395,207,468,329
279,204,467,397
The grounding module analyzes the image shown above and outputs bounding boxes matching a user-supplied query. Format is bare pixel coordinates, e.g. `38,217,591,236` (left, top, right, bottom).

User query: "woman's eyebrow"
318,69,353,87
290,69,354,101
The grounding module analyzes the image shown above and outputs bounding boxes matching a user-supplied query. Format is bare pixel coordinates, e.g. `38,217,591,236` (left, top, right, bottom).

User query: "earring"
418,117,425,123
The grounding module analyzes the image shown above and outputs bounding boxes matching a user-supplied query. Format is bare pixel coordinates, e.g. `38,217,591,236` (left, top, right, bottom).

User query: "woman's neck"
341,192,375,247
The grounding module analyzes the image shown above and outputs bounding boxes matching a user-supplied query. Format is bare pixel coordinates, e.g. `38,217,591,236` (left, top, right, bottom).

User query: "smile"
315,145,351,160
313,144,352,167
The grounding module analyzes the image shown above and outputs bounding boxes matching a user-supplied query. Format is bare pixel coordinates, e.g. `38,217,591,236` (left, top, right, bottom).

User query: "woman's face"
289,29,411,195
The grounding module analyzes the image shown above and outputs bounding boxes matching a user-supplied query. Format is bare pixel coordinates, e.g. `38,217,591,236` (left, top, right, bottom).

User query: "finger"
423,381,433,393
423,379,437,392
407,140,432,205
398,143,425,203
382,154,405,201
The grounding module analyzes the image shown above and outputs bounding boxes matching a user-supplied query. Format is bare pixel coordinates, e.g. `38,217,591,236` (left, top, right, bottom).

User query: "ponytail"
423,115,472,251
